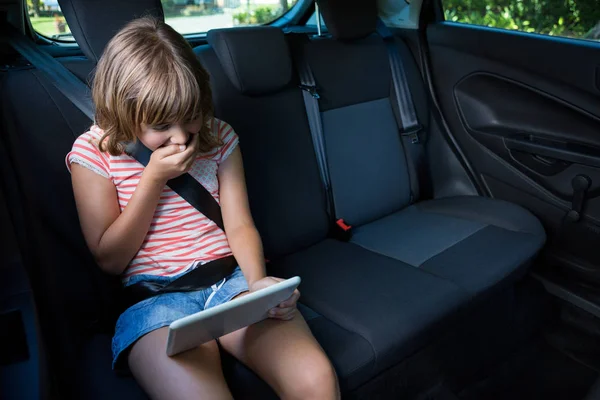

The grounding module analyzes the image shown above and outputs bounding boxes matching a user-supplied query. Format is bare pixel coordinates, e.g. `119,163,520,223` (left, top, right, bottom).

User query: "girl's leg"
128,327,233,400
219,313,340,400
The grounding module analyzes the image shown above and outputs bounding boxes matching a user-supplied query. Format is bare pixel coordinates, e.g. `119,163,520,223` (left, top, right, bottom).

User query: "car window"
162,0,299,34
442,0,600,42
28,1,74,42
27,0,299,42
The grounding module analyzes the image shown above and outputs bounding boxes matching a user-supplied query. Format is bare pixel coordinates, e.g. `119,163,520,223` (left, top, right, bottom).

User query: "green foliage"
443,0,600,39
232,5,281,26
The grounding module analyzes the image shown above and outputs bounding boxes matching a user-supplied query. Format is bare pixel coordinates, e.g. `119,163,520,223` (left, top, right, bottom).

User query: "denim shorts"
112,266,248,370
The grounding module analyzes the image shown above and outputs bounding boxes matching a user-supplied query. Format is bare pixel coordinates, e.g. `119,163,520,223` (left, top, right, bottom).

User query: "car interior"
1,0,600,398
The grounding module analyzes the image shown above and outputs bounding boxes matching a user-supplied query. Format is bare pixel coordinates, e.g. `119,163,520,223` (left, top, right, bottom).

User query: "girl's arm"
218,146,266,286
71,164,165,275
219,147,300,320
71,142,197,275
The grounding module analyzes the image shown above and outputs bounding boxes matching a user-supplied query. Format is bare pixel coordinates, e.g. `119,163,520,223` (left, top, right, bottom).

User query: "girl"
67,16,339,400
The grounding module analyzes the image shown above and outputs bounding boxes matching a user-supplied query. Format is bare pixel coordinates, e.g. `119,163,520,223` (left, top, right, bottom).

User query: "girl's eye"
152,124,171,132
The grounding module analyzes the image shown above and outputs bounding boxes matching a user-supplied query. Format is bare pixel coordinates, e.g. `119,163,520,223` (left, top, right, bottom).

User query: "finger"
279,290,300,309
153,144,184,158
269,306,295,318
164,144,196,165
180,139,200,162
272,308,296,321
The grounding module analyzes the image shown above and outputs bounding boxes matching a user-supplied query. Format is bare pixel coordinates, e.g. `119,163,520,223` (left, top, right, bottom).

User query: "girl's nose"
169,124,189,145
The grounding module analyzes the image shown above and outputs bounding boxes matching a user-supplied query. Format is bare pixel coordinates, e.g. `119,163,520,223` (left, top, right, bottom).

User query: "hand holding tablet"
166,276,301,357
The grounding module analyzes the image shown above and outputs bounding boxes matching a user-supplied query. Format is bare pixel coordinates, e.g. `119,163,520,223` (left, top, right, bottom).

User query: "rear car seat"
198,19,545,393
0,0,546,399
199,28,468,391
297,0,547,297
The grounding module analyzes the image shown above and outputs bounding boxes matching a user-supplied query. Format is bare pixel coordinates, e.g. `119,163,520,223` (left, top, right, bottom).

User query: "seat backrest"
0,58,122,383
299,0,430,227
0,0,166,392
197,27,330,259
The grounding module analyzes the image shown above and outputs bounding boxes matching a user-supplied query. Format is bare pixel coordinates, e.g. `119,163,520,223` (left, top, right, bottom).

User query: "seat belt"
3,23,95,120
289,34,352,240
4,23,236,312
376,19,425,203
289,36,333,217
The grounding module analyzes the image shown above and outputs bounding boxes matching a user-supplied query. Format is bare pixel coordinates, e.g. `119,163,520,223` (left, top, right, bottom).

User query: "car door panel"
425,21,600,278
454,72,600,199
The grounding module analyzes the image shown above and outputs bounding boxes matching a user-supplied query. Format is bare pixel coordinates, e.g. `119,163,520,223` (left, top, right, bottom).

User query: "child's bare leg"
128,327,233,400
219,313,340,400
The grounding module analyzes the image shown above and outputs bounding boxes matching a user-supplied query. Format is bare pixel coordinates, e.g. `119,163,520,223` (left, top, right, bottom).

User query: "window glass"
162,0,299,35
28,0,74,42
442,0,600,42
27,0,298,42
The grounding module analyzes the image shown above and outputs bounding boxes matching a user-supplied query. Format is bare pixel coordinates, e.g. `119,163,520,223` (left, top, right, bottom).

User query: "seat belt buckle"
336,219,352,232
299,84,320,99
333,218,353,241
401,125,423,144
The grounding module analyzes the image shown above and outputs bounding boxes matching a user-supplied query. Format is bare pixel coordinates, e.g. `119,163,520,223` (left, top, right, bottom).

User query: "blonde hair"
92,16,218,155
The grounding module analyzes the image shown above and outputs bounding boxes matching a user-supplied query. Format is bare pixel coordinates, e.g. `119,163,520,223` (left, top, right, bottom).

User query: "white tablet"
166,276,301,357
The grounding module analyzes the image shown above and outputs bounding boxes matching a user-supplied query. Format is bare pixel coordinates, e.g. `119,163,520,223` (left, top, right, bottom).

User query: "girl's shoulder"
207,118,239,164
71,125,108,152
211,118,232,137
66,126,115,179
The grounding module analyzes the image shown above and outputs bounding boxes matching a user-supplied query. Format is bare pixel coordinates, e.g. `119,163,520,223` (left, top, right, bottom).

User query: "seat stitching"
348,241,473,298
416,206,538,235
301,301,378,376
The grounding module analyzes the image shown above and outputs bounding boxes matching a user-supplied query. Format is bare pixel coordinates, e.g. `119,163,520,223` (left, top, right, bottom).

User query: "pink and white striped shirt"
66,118,238,283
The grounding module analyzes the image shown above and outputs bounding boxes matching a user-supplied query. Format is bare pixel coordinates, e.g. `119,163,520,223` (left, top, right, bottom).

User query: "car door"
421,0,600,291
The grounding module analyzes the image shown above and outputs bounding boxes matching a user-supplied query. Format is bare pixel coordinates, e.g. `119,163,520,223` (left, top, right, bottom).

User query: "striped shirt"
66,118,238,283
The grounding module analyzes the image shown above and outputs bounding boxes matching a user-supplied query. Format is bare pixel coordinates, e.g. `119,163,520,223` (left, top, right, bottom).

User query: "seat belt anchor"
299,84,320,99
401,125,424,144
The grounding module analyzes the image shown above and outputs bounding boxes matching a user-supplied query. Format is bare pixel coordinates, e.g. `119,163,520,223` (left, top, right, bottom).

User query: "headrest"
318,0,378,40
58,0,164,63
207,27,292,96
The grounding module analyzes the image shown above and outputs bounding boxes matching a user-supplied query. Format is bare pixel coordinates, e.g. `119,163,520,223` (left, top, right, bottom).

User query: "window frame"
27,0,315,48
434,0,600,45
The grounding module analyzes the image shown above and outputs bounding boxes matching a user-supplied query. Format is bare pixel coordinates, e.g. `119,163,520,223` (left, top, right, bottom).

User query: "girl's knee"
283,354,339,400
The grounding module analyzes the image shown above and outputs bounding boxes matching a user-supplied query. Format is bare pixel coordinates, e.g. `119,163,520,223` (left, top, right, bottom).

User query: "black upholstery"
317,0,377,40
304,3,546,295
207,27,293,96
272,239,466,390
195,43,330,259
0,0,547,398
58,0,164,63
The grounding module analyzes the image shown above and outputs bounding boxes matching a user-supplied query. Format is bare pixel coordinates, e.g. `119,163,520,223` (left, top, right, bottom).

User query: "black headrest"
58,0,164,63
318,0,378,40
207,27,292,96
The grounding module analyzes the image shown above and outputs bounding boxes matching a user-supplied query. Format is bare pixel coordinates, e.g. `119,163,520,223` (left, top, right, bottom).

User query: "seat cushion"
77,334,148,400
351,196,546,296
270,239,468,391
